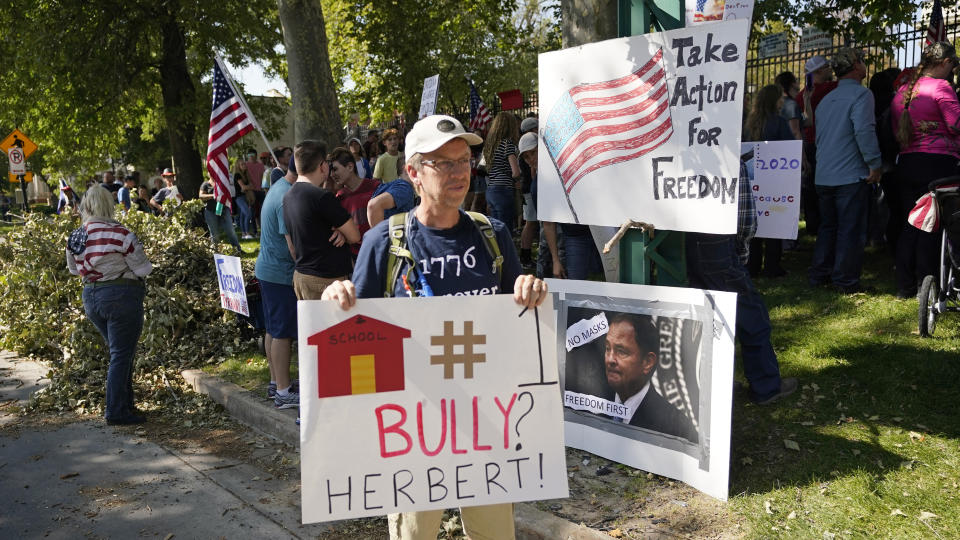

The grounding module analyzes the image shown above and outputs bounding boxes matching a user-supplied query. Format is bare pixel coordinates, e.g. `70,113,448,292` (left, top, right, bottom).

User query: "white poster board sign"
801,27,833,51
8,147,26,175
213,254,248,316
741,140,802,239
298,295,568,523
418,74,440,119
537,20,749,233
549,279,736,500
758,33,788,58
685,0,755,26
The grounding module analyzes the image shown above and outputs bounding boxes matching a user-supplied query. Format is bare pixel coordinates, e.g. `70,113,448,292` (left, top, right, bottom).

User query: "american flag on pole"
542,48,673,195
57,178,72,213
468,81,492,132
207,59,254,211
926,0,946,46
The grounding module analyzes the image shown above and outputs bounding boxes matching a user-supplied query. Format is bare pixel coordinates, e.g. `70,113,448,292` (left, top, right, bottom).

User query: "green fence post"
617,0,687,287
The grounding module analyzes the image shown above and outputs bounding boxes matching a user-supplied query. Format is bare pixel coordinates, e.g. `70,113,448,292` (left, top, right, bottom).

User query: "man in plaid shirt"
685,162,797,406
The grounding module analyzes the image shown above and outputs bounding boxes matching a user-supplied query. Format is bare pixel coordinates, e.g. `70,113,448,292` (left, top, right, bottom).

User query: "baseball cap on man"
518,132,538,155
405,115,483,157
161,168,176,177
805,55,829,74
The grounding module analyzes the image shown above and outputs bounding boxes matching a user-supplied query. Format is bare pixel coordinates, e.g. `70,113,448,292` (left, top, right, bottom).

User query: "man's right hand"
321,279,357,310
552,258,567,279
866,168,882,184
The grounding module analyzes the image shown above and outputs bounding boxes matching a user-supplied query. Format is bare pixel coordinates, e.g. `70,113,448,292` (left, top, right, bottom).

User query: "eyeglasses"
421,157,473,174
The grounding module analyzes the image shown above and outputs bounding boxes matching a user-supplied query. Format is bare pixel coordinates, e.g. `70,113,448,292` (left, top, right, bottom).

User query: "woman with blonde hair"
745,84,793,278
483,112,521,230
66,185,153,425
890,41,960,298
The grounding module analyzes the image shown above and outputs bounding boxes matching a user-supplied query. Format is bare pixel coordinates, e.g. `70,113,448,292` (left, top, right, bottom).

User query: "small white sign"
565,312,608,351
801,27,833,51
685,0,755,26
8,147,26,175
759,33,789,58
564,390,631,420
418,74,440,119
214,254,249,316
742,140,802,239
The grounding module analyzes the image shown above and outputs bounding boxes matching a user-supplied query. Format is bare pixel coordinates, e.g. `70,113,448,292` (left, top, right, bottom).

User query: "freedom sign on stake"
741,140,802,240
298,295,568,523
213,254,249,316
537,19,749,232
550,279,736,500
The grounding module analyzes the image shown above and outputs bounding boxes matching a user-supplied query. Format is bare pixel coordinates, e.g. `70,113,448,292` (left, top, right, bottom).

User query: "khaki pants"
292,271,346,301
388,503,514,540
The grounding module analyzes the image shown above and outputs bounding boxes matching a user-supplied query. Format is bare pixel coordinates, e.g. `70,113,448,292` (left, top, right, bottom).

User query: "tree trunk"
277,0,342,148
560,0,618,47
159,11,203,200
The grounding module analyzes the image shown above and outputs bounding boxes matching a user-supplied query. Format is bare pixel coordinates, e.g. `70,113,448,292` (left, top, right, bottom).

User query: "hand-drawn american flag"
542,48,673,194
926,0,946,46
206,59,254,211
468,81,492,132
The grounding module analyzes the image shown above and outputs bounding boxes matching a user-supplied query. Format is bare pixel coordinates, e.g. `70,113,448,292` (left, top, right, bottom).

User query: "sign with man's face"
550,279,736,501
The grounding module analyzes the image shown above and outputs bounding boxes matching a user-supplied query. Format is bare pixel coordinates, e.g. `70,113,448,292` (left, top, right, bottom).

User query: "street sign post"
1,130,38,211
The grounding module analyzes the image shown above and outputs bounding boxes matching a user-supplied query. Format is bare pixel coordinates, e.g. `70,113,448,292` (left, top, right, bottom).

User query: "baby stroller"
917,175,960,337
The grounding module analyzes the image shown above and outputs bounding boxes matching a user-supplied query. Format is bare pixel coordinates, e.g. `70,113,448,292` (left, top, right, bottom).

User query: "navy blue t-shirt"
353,209,522,298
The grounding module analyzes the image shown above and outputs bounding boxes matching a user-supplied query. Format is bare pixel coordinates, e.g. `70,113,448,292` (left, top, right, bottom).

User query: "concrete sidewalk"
0,353,335,539
183,369,612,540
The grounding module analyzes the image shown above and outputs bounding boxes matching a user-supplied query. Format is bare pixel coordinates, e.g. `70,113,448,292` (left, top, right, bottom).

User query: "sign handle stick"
519,307,558,387
539,129,580,224
214,56,281,168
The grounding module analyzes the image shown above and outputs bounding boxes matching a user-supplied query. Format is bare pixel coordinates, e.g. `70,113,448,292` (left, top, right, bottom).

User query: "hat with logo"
405,115,483,156
518,132,538,155
161,167,176,177
805,55,829,74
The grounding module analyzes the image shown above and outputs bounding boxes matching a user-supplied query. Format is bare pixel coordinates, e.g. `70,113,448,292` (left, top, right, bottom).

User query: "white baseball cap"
518,132,538,155
405,115,483,156
805,55,829,74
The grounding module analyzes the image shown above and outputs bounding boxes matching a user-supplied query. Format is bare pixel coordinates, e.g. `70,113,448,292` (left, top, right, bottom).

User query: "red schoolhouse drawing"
307,315,412,398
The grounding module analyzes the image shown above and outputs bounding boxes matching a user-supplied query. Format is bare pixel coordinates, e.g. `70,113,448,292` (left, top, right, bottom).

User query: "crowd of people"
59,39,958,540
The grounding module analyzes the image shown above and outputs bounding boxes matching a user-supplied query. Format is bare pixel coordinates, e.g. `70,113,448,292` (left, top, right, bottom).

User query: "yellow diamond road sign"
9,172,33,183
1,129,38,158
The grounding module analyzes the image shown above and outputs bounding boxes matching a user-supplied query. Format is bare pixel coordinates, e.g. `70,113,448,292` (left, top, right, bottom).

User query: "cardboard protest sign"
548,279,736,500
685,0,755,26
213,254,248,316
419,74,439,119
537,20,750,233
298,295,568,523
741,140,802,239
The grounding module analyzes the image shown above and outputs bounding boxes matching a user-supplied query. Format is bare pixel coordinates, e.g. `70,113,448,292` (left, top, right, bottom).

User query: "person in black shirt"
281,140,361,301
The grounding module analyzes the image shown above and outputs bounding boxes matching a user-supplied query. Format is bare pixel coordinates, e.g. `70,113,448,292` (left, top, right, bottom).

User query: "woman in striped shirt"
482,112,522,231
67,185,153,425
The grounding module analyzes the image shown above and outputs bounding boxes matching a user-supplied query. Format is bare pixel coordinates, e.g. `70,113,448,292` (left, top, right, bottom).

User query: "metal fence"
746,11,959,94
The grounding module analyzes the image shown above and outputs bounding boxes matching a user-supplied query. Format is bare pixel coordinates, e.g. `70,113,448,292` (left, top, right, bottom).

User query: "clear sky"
229,62,288,97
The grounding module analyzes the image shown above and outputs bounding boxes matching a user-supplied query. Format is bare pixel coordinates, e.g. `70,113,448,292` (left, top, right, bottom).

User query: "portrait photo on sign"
549,279,736,500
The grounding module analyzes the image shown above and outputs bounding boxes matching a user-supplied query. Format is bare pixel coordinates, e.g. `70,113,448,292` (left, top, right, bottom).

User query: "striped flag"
468,81,492,132
926,0,946,46
542,48,673,195
206,58,254,211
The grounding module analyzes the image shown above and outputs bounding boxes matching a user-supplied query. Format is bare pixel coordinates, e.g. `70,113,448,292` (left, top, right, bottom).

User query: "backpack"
384,211,503,297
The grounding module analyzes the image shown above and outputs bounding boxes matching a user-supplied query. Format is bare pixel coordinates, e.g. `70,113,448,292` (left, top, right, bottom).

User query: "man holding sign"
322,114,548,540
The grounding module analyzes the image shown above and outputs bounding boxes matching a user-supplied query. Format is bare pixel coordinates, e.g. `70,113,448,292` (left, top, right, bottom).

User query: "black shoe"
895,289,917,299
106,414,147,426
754,377,798,406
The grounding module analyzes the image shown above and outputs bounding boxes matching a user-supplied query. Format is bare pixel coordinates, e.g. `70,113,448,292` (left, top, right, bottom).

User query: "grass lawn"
210,224,960,538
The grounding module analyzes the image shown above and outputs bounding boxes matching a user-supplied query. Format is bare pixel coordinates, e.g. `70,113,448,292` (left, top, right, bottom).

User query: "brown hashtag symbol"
430,320,486,379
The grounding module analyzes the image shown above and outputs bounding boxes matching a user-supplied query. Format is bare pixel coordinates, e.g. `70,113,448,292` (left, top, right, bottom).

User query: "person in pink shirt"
890,41,960,298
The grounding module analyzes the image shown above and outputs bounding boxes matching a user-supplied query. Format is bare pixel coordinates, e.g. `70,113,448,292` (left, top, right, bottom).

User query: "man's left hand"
513,274,548,309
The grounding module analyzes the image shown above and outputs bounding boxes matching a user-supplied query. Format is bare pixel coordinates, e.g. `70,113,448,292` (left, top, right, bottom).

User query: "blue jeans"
204,207,241,250
810,181,869,289
234,197,252,236
82,283,146,421
485,185,515,230
564,233,603,280
686,234,782,402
